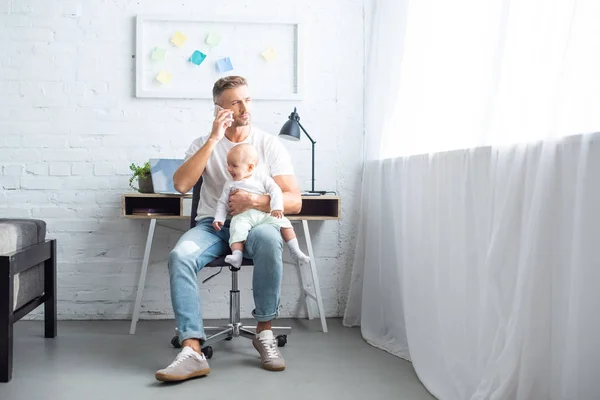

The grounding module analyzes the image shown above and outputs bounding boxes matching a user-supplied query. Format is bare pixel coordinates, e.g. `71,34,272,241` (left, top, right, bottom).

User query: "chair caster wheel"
201,346,213,359
276,334,287,347
225,337,232,341
171,336,182,348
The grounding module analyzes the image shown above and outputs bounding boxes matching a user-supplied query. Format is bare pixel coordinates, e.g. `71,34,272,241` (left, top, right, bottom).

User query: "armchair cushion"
0,219,46,311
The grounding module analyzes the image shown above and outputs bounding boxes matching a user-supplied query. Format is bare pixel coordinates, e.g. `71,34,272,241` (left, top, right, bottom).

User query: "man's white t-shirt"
184,127,294,221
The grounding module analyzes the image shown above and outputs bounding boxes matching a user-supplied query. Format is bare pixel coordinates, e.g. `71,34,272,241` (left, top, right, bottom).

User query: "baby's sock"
225,250,243,269
286,238,310,264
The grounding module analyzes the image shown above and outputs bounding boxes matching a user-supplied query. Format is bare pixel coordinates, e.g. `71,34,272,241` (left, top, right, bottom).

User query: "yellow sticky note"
261,47,278,61
170,31,187,47
155,70,173,84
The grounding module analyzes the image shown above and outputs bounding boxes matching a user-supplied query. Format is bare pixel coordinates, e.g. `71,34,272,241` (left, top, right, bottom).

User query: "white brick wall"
0,0,364,321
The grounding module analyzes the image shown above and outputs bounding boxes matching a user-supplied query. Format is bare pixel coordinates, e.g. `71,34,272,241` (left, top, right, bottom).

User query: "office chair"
170,178,290,358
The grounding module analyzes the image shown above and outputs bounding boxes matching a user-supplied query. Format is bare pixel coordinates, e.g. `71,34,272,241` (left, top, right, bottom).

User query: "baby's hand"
212,220,224,231
270,210,283,219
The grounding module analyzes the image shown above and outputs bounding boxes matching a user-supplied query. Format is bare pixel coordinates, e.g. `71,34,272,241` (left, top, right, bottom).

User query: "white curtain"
345,1,600,399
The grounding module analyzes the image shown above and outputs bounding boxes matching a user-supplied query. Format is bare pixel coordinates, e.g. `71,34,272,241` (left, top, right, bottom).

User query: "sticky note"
189,50,207,66
205,31,222,46
155,70,173,84
151,47,167,61
215,57,233,73
170,31,187,47
261,47,278,61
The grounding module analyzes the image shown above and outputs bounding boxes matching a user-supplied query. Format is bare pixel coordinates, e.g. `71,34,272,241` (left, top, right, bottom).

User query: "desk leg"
294,234,314,320
301,220,328,333
129,218,156,335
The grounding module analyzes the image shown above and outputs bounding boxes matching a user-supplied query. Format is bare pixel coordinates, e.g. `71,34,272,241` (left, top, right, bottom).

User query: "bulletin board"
135,15,303,100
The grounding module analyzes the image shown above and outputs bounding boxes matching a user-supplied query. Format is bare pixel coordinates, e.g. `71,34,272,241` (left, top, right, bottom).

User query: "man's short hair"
213,76,248,102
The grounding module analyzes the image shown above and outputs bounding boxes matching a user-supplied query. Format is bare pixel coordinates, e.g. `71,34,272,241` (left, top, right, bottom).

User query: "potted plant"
129,161,154,193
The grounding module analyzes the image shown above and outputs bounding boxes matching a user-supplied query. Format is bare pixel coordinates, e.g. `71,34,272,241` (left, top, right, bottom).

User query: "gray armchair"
0,219,56,382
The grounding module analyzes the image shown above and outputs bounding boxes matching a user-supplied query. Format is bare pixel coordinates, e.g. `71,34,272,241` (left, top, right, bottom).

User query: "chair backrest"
190,177,203,229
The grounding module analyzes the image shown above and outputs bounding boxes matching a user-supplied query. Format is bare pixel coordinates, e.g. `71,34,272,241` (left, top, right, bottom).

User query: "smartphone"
214,104,234,126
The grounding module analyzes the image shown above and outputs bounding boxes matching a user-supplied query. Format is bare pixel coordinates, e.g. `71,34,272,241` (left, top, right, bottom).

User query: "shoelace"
259,337,279,359
167,351,204,368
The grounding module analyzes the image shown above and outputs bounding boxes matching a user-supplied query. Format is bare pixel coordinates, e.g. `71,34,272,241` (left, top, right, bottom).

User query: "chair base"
171,324,291,356
204,323,291,346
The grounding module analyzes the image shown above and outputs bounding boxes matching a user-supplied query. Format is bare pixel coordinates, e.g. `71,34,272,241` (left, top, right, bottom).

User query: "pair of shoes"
155,346,210,382
156,330,285,382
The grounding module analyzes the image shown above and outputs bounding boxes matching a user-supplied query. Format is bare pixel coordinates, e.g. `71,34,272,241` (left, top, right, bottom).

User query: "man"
155,76,302,382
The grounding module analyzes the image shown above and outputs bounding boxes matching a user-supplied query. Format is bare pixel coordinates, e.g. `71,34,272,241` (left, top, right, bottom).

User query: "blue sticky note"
215,57,233,73
189,50,207,66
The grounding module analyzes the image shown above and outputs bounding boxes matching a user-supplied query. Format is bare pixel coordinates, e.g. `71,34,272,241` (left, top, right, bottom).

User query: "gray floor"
1,318,435,400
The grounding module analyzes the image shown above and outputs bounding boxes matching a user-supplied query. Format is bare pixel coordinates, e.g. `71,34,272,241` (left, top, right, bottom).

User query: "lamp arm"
296,120,316,192
297,121,316,144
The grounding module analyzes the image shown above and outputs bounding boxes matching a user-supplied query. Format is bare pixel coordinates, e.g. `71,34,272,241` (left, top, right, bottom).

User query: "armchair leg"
0,322,12,383
0,323,12,383
0,256,14,382
44,240,57,339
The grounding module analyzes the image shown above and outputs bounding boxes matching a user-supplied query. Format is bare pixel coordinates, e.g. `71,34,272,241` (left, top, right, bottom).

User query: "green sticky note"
205,31,222,46
151,47,167,61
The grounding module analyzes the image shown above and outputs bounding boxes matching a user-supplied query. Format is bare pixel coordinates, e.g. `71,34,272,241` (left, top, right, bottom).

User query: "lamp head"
279,107,301,141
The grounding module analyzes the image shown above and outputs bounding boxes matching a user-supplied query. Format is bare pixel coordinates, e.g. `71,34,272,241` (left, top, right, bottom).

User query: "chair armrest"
0,240,55,276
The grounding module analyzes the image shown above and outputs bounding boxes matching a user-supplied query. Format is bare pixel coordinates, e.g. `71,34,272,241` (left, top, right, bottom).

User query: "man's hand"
212,220,224,231
228,189,257,216
270,210,283,219
209,108,234,142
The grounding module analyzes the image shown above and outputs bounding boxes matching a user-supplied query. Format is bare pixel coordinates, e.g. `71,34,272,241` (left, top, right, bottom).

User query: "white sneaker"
155,346,210,382
252,330,286,371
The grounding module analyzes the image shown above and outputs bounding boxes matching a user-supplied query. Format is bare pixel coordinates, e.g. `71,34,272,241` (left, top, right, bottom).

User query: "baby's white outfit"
214,173,292,246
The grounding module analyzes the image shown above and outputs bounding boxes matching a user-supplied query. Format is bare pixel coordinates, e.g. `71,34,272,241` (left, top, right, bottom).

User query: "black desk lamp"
279,108,327,195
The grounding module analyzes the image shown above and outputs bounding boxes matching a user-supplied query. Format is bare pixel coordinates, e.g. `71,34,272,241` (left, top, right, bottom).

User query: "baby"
212,143,310,268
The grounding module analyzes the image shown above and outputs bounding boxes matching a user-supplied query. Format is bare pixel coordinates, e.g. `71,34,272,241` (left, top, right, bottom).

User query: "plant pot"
137,176,154,193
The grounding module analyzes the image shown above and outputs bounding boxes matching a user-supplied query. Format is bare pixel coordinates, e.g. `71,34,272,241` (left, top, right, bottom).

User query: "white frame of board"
135,15,304,100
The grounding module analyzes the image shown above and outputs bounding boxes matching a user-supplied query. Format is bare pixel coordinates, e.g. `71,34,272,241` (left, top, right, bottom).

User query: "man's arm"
173,108,233,194
173,138,218,194
228,174,302,215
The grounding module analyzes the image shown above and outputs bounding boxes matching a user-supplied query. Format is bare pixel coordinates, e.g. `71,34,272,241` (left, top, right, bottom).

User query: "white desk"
121,193,341,335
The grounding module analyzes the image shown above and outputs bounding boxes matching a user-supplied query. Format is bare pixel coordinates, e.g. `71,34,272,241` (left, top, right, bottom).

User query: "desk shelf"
122,193,189,219
121,193,340,220
293,195,340,220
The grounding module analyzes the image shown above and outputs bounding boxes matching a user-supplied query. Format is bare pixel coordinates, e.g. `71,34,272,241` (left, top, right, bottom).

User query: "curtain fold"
345,1,600,398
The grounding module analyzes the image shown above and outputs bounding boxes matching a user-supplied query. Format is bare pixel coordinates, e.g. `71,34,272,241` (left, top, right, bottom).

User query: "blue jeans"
168,217,283,343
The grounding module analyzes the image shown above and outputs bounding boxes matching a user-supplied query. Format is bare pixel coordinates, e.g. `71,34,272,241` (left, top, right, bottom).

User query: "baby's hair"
228,143,258,165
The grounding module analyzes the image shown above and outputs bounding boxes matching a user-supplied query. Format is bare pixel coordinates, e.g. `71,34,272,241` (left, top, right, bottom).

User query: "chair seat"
206,256,253,268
